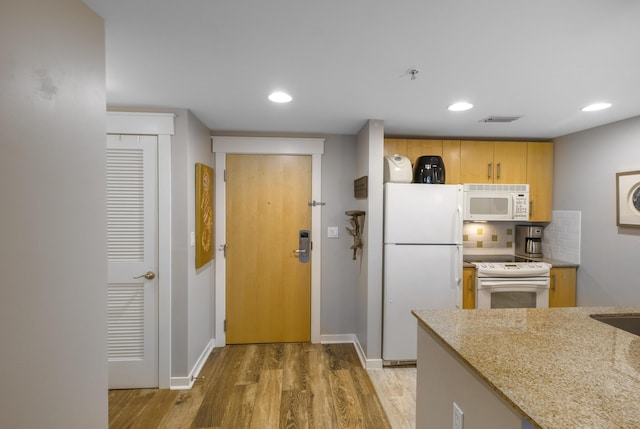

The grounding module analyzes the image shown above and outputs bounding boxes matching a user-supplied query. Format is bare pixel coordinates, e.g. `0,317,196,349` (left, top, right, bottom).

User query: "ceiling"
83,0,640,139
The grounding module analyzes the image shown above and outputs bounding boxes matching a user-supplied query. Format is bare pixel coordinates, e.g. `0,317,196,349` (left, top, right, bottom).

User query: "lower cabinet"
549,267,577,307
462,267,475,309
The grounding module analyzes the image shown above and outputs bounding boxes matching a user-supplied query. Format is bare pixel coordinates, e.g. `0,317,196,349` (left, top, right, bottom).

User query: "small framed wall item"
616,170,640,227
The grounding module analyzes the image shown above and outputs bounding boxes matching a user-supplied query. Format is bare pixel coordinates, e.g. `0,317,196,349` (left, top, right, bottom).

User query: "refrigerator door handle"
455,245,463,309
457,205,463,242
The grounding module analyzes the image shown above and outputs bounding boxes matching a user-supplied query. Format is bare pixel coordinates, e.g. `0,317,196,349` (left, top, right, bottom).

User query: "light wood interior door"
226,154,311,344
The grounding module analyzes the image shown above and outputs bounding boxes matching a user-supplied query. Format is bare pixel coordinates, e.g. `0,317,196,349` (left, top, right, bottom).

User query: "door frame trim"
107,111,174,389
212,136,325,345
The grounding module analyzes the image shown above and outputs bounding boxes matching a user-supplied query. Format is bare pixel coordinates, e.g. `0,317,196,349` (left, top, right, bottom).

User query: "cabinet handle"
529,201,534,217
497,162,501,179
468,275,474,291
488,163,493,180
551,274,556,292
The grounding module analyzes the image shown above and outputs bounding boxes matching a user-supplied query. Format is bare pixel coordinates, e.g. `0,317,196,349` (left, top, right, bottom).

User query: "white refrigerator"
383,183,463,362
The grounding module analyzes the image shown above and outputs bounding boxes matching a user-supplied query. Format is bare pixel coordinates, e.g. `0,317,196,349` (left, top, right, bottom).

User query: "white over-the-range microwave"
463,183,529,221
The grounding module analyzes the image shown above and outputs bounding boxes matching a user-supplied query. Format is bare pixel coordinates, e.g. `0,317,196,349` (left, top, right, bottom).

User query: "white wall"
0,1,108,427
554,116,640,306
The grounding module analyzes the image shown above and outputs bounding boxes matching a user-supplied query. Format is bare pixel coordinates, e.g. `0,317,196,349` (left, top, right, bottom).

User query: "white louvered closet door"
107,134,158,389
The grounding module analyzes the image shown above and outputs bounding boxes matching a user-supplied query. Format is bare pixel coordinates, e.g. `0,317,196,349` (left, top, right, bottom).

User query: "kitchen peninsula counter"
412,307,640,428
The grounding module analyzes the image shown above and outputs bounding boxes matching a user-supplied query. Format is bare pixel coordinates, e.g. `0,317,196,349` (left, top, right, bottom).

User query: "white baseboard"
320,334,383,370
170,338,215,390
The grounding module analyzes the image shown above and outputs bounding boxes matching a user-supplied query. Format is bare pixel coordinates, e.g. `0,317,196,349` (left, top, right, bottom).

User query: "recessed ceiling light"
581,102,612,112
268,91,292,103
448,102,473,112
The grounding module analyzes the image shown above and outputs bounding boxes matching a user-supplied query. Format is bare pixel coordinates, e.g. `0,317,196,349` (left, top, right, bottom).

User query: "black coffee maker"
413,155,445,184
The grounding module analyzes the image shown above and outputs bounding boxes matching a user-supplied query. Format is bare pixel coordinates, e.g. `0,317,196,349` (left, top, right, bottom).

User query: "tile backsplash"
462,211,581,264
463,222,515,249
542,210,581,264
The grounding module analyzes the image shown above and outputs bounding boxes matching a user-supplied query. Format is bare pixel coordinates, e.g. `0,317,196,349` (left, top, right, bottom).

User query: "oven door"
476,277,549,309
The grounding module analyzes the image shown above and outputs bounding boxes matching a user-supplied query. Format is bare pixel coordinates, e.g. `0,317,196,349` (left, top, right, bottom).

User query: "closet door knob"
133,271,156,280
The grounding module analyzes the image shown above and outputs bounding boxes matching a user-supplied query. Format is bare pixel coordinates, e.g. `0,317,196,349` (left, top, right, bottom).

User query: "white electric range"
464,255,551,309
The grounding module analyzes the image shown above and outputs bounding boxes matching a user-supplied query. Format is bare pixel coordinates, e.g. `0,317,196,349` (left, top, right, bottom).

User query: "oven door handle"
478,280,549,290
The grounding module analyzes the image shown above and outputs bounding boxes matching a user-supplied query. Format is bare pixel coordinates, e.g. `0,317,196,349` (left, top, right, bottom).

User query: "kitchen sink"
590,313,640,336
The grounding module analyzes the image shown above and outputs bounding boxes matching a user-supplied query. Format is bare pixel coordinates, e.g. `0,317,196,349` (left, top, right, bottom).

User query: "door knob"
133,271,156,280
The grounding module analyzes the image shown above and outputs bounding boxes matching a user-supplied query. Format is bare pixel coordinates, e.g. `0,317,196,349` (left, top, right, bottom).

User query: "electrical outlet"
453,402,464,429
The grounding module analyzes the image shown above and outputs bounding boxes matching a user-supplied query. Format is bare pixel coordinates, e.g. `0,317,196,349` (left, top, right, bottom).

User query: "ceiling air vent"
479,115,522,123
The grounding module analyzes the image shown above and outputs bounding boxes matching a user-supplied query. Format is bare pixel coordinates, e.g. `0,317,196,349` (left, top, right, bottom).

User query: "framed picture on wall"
195,163,214,267
616,170,640,227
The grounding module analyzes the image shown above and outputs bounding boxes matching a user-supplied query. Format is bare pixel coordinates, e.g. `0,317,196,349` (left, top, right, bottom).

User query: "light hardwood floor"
367,367,416,429
109,343,399,429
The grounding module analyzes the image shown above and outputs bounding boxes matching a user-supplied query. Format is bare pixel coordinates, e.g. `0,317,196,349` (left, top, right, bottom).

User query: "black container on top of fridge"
413,155,445,184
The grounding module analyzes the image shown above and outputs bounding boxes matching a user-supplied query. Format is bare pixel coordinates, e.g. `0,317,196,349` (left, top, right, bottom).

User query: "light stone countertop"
412,307,640,429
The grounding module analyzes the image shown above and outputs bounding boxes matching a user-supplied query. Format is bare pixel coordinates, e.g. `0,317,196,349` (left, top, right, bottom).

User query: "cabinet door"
493,141,527,184
462,267,475,309
406,139,443,166
549,267,576,307
384,138,408,158
442,140,461,184
460,140,494,183
527,142,554,222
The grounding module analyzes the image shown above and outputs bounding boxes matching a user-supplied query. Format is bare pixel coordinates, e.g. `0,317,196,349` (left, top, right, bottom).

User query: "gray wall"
554,116,640,306
185,111,215,371
0,0,108,427
320,135,359,336
354,120,385,361
169,109,214,376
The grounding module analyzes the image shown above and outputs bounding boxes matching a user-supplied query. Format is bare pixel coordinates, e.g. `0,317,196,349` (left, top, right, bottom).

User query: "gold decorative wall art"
196,163,214,268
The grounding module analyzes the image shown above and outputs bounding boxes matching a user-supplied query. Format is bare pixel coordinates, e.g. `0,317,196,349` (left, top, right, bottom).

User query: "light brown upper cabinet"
385,138,444,161
384,140,553,205
526,142,554,222
460,141,527,184
442,140,461,184
384,138,409,158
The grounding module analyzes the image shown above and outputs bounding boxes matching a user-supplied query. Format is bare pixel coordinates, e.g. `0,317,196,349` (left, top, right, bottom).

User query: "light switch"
190,231,195,246
328,226,339,238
